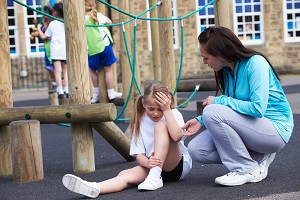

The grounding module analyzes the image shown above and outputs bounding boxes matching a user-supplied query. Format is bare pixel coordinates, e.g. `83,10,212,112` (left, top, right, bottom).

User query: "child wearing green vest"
85,0,122,103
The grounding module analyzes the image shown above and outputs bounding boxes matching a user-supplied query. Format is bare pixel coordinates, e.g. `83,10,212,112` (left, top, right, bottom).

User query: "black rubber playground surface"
1,84,300,200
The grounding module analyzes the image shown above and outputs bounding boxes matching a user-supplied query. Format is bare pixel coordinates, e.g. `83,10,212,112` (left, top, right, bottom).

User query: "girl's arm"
136,153,162,169
155,92,183,142
37,24,48,40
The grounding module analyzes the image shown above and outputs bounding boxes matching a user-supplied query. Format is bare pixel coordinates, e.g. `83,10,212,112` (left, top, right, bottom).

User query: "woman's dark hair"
198,26,280,94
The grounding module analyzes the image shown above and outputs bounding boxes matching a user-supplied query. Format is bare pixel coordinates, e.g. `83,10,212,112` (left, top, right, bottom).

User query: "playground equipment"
0,0,232,179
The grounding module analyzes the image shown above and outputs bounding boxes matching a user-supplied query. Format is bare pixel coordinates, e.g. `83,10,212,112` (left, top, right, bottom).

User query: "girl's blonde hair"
85,0,98,23
129,81,174,143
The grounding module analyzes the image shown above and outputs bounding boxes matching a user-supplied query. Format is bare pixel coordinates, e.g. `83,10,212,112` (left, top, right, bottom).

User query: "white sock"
107,88,114,95
52,81,56,86
56,86,63,94
147,166,162,180
63,86,69,94
93,87,99,96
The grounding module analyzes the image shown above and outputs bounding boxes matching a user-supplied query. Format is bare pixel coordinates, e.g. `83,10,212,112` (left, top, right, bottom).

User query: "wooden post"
149,0,161,81
96,0,109,103
90,122,135,161
214,0,234,29
63,0,95,173
0,0,13,177
158,0,177,105
10,120,44,182
49,93,59,106
119,0,134,118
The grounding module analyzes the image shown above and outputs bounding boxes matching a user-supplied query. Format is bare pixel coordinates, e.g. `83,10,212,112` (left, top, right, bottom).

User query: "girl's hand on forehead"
155,92,171,112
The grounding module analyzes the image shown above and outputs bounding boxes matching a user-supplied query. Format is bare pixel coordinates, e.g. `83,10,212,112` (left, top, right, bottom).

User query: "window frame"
233,0,265,46
8,0,19,57
283,0,300,43
24,0,44,56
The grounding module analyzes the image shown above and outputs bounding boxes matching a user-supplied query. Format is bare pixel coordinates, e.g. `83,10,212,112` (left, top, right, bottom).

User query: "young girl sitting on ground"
62,81,192,198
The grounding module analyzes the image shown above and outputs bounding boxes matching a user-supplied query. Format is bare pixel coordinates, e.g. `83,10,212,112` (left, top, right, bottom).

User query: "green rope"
173,19,185,96
176,84,201,108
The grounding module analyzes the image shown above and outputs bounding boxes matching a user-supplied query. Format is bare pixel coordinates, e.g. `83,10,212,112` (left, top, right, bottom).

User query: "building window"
283,0,300,43
233,0,264,45
146,0,179,50
196,0,264,45
8,0,18,55
25,0,44,55
196,0,215,37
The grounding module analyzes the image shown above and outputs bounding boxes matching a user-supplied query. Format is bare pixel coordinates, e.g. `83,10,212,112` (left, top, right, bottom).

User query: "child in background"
62,81,192,198
85,0,122,103
37,2,68,99
35,6,56,93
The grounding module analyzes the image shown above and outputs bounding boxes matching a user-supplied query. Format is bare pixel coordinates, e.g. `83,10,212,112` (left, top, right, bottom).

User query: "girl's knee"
117,169,130,177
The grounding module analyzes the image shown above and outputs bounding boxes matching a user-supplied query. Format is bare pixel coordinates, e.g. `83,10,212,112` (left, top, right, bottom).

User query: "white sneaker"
91,94,100,104
138,177,163,191
215,168,263,186
260,153,276,179
62,174,100,198
108,92,122,100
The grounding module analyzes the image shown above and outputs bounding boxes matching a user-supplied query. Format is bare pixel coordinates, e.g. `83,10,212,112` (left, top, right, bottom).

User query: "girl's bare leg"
89,68,98,88
154,122,182,171
53,61,62,87
103,65,113,89
61,62,68,87
99,165,149,194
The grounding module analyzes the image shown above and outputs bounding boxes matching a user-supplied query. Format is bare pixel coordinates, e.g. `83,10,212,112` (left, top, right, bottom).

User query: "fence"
11,56,49,90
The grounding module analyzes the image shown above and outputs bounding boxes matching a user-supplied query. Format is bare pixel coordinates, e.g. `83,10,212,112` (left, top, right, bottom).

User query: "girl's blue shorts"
88,45,117,70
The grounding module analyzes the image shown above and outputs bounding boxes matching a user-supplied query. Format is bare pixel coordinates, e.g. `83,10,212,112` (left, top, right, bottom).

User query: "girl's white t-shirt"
45,20,66,60
129,109,190,161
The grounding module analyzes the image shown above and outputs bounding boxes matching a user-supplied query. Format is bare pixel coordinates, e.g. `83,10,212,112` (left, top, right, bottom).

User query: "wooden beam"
0,103,117,126
177,78,216,92
89,122,135,162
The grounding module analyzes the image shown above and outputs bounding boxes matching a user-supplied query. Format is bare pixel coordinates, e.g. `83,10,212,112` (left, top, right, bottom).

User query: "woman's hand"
147,152,162,169
203,96,215,107
155,92,171,112
182,118,202,136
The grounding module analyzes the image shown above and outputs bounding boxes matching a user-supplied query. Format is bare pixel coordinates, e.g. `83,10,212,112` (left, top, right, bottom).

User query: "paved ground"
1,75,299,200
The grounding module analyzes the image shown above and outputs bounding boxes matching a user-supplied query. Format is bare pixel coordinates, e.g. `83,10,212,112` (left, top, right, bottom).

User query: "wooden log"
0,103,117,126
89,122,135,162
0,126,12,177
119,0,134,119
214,0,233,30
158,0,177,105
110,97,188,108
10,120,44,182
49,92,59,106
71,123,94,173
177,78,217,92
0,0,13,177
58,95,70,105
149,0,161,81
